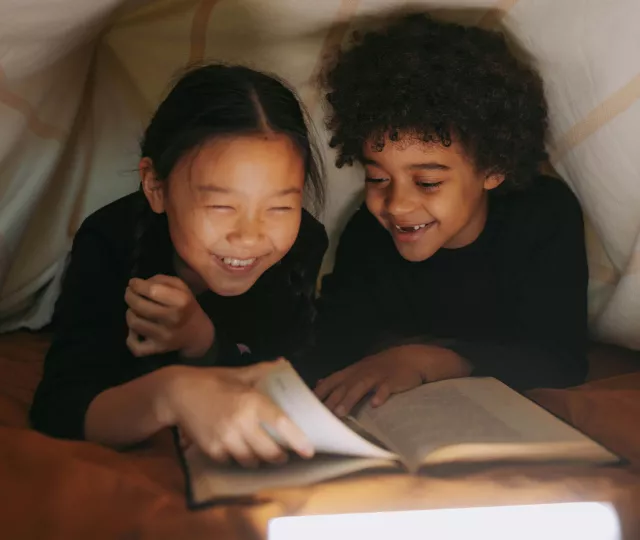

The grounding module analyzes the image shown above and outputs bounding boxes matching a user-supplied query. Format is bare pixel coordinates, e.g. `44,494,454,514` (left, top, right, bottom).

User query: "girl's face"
363,135,503,262
143,134,305,296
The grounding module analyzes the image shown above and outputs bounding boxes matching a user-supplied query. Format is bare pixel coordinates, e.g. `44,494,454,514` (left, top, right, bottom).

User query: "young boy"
306,13,588,416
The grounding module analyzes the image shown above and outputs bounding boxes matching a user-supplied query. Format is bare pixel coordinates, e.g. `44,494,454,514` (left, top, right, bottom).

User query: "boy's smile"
391,220,437,243
362,134,504,262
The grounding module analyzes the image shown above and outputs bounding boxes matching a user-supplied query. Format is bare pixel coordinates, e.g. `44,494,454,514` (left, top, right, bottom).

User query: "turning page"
256,360,396,460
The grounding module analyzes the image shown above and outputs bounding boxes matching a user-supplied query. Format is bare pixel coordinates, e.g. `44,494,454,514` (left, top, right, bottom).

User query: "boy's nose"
386,181,418,217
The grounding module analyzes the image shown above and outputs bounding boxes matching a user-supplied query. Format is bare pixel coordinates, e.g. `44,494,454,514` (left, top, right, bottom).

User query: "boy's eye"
270,206,294,212
417,180,443,191
208,205,234,211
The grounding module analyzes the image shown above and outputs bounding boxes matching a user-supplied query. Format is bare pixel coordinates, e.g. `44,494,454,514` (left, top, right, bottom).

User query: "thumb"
148,274,189,291
232,358,285,385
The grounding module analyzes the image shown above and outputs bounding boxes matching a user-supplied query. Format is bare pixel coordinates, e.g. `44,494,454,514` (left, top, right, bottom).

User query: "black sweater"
29,192,328,440
302,176,589,391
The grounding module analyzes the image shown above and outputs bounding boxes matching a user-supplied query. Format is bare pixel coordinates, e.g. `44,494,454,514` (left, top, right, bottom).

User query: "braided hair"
132,64,325,349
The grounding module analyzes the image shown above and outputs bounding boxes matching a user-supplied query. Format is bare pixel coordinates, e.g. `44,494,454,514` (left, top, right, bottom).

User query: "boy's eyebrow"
408,163,451,171
196,186,302,196
361,158,450,171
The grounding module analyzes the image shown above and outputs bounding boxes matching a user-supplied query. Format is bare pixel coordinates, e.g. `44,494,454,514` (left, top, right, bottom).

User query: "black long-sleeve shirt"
29,192,328,440
302,175,588,391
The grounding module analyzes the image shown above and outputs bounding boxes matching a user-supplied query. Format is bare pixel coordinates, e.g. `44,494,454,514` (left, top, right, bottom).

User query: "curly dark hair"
323,13,549,189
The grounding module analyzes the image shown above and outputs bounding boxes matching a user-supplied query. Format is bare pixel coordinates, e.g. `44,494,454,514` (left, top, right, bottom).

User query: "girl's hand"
161,361,315,467
314,345,471,417
125,275,214,358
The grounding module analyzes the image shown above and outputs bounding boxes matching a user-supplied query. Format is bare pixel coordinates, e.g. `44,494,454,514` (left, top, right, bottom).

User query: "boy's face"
363,135,503,262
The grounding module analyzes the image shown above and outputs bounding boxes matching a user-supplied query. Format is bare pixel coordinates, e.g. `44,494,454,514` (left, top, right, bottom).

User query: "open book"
180,360,620,507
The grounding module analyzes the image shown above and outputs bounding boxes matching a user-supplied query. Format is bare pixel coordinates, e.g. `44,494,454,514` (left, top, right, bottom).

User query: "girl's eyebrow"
272,187,302,196
197,185,230,193
196,185,301,196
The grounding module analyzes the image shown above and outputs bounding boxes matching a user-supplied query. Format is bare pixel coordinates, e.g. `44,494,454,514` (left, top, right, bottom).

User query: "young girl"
306,13,589,416
30,64,327,468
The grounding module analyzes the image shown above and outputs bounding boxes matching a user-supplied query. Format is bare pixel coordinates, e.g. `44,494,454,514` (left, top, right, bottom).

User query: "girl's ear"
484,172,505,191
139,157,166,214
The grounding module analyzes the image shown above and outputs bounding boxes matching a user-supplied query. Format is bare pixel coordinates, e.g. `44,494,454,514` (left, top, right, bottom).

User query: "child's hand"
162,362,315,467
314,345,471,417
125,275,214,358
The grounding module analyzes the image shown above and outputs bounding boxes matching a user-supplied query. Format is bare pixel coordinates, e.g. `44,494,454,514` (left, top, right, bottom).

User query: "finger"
222,430,260,468
231,359,283,385
129,278,188,308
335,377,378,417
371,382,391,408
126,309,170,342
259,400,314,459
242,424,288,465
199,437,229,464
314,370,348,400
126,330,164,357
178,428,193,450
147,274,191,291
125,288,173,322
323,385,347,412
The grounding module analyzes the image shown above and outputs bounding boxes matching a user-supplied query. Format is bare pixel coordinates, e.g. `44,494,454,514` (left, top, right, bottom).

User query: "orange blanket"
1,332,639,539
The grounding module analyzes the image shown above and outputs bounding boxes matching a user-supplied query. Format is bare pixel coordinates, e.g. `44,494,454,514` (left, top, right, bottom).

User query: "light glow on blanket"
268,502,620,540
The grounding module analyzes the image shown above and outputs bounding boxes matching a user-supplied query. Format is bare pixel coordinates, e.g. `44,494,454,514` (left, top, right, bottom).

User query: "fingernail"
335,405,346,417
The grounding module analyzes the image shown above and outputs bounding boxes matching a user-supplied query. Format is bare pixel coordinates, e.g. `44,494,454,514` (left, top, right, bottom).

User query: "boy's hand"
314,344,471,416
125,275,214,358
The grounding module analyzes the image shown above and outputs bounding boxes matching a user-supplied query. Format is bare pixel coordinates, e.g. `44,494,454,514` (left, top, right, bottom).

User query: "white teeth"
222,257,256,267
395,223,428,231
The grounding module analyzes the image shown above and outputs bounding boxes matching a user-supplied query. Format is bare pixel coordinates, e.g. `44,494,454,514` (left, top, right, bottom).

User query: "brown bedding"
1,332,639,539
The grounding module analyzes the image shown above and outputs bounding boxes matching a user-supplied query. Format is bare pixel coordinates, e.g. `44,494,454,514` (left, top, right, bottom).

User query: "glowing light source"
268,502,620,540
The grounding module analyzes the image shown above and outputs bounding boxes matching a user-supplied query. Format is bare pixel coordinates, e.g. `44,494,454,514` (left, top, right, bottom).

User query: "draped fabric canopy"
1,0,639,349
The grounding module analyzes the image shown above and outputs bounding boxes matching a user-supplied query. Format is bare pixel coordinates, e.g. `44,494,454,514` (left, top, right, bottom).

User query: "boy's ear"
484,172,505,191
139,157,166,214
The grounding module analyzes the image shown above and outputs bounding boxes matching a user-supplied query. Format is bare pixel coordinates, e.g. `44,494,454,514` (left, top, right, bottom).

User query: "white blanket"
1,0,638,349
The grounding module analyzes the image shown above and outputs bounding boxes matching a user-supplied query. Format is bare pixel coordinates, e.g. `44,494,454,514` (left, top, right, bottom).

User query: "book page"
185,446,395,503
355,380,521,470
256,360,396,460
355,377,618,470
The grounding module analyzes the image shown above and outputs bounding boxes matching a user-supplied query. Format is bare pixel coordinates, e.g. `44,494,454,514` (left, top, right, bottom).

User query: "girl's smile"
144,135,305,296
213,254,262,274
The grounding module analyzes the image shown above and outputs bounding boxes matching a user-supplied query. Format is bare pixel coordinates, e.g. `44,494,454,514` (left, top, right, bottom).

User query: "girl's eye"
417,180,443,191
365,177,389,185
208,205,234,211
270,206,294,212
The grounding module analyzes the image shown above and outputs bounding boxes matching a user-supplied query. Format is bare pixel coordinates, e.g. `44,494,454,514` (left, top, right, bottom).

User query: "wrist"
398,344,472,382
153,365,188,428
182,315,215,358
